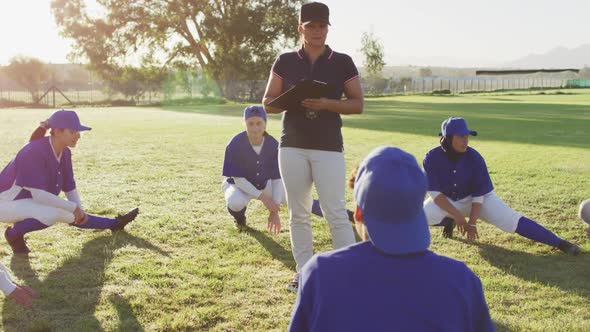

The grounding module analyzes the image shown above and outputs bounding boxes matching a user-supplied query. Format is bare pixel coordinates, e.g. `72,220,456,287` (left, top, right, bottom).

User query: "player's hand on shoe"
465,223,479,242
73,206,88,225
258,193,280,214
301,98,329,111
267,212,281,235
8,284,38,308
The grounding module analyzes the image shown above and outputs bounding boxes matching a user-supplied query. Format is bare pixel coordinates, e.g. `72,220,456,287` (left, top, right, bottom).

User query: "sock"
433,217,454,227
227,207,246,220
8,218,49,237
70,214,117,230
515,216,562,247
311,200,323,217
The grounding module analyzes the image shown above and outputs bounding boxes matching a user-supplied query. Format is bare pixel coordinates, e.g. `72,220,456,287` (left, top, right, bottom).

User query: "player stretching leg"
422,117,580,255
0,110,139,254
222,106,353,232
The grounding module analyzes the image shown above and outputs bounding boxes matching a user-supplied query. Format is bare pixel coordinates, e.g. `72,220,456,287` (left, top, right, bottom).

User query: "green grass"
1,90,589,331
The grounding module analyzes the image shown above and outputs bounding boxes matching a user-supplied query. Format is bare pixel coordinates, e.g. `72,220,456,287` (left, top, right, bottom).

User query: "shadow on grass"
3,232,168,331
476,242,590,296
244,227,296,272
162,99,590,149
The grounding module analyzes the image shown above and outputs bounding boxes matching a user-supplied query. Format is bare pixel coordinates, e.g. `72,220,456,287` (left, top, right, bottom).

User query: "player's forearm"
270,179,284,205
433,194,463,220
469,202,482,224
26,187,77,212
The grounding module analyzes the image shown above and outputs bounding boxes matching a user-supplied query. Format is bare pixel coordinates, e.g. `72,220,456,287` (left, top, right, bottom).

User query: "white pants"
423,191,521,233
0,198,75,226
279,147,355,271
222,179,286,212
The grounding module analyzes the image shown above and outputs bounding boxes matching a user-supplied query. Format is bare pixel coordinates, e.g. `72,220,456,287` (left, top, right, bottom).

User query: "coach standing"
263,2,363,291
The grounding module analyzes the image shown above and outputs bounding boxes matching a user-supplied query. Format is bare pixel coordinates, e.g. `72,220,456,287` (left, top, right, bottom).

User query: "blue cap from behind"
48,109,91,131
244,105,267,121
439,117,477,136
353,146,430,255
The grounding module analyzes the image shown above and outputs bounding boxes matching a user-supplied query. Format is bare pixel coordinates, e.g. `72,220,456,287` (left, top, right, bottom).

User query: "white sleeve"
428,191,443,200
271,179,284,204
472,196,484,204
0,264,17,295
232,177,262,198
65,189,83,209
25,187,77,213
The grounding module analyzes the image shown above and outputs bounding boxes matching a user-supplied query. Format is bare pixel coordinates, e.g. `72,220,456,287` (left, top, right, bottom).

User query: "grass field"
0,90,589,331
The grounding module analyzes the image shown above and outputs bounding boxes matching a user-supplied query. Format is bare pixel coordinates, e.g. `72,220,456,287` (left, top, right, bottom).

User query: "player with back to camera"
423,116,581,255
263,1,363,292
222,106,354,232
0,109,139,255
289,146,494,332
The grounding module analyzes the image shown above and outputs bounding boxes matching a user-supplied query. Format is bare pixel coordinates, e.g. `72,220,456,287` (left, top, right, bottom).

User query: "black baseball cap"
300,2,330,25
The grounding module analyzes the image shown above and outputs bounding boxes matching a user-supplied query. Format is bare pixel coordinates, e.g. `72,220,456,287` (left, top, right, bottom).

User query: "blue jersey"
7,137,76,200
289,241,494,332
222,131,281,190
271,46,359,152
423,146,493,201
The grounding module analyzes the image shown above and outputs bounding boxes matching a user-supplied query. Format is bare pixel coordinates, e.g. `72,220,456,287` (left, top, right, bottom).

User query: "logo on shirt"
305,109,319,120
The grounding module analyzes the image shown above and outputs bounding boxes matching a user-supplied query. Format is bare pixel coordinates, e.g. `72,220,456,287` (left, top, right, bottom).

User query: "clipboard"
268,80,329,111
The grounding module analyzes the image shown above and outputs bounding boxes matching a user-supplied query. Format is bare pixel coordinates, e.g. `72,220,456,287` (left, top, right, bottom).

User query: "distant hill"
503,44,590,69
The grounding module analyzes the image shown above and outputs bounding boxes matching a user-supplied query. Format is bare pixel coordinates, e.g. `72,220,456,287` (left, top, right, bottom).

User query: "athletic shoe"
4,227,30,255
557,240,581,256
286,273,299,293
441,218,456,239
111,208,139,232
234,216,247,231
347,210,355,223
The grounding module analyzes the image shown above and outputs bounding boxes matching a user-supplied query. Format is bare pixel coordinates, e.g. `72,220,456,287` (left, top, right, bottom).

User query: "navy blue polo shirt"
289,241,495,332
271,45,359,152
222,131,281,190
13,137,76,200
423,146,494,201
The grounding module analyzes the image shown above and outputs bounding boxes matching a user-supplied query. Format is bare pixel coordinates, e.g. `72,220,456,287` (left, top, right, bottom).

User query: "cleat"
557,240,581,256
441,218,456,239
111,208,139,232
4,227,30,255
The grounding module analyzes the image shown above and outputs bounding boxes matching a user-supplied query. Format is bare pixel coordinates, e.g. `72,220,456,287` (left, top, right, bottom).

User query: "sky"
0,0,588,67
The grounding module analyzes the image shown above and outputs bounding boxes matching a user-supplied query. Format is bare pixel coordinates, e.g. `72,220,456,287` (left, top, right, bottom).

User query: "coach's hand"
258,193,280,214
301,98,330,111
73,206,89,225
8,284,38,308
268,212,281,235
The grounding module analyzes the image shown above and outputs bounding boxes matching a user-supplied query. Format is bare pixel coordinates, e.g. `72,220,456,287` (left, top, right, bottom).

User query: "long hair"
30,127,48,142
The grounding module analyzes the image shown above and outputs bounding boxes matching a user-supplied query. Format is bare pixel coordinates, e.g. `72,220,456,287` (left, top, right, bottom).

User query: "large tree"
359,31,385,79
3,56,51,103
51,0,303,100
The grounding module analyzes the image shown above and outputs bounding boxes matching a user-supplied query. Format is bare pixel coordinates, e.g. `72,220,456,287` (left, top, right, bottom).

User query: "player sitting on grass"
423,117,580,255
0,110,139,255
289,146,494,332
222,106,353,233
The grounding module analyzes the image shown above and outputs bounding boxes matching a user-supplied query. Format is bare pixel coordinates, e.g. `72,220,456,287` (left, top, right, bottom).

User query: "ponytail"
29,122,49,142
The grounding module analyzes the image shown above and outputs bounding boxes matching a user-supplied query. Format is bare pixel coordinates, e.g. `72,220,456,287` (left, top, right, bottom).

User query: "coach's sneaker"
4,227,30,255
347,209,355,223
557,240,581,256
111,208,139,232
286,273,299,293
441,218,456,239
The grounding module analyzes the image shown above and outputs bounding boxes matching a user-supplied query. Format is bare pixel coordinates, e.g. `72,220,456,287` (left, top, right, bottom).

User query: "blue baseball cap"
244,105,267,121
353,146,430,255
439,117,477,136
48,110,92,131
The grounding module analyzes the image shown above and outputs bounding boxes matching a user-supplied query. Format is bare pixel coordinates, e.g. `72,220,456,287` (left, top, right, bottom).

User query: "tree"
419,67,432,77
51,0,303,100
3,56,50,103
359,31,386,79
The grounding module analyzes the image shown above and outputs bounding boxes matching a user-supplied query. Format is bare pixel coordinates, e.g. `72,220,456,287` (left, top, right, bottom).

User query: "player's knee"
227,198,247,212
